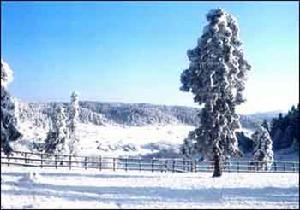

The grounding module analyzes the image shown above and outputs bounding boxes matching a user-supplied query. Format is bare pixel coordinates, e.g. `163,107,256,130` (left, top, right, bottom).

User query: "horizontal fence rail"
1,150,299,173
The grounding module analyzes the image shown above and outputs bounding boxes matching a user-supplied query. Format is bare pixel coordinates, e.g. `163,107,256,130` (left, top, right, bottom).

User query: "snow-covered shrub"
44,104,69,154
251,126,274,171
1,60,22,154
179,8,251,177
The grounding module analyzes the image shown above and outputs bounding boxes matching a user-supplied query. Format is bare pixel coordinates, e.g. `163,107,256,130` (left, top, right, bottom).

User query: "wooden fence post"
172,160,175,173
99,156,102,171
85,157,88,170
139,159,142,172
165,160,168,173
69,155,71,170
125,158,128,172
151,158,154,173
237,161,239,173
283,162,286,172
293,163,296,172
113,158,116,171
55,155,58,169
7,154,10,166
40,154,43,168
248,161,250,172
24,152,27,164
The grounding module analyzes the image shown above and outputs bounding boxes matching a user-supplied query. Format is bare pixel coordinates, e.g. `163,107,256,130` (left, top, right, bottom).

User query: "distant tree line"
269,104,299,151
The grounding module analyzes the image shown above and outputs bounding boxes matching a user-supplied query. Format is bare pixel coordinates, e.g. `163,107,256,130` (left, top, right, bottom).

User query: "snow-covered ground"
1,166,299,209
13,122,195,157
12,122,298,160
76,124,195,157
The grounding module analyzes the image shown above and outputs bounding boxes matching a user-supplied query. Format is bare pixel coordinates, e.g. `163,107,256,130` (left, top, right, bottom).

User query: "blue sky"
1,1,299,114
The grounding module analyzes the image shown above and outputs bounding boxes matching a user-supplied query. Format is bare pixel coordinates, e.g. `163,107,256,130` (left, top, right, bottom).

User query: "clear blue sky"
1,1,299,114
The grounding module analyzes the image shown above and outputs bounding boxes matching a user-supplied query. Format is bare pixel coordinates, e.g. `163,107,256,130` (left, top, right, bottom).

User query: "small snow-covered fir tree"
251,126,274,171
182,137,197,159
261,119,270,133
44,104,68,154
180,8,251,177
68,91,80,154
1,60,22,154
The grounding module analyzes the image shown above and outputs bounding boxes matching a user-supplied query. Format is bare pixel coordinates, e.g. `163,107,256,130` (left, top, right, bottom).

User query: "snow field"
13,123,195,157
76,124,195,156
1,166,299,209
13,122,298,161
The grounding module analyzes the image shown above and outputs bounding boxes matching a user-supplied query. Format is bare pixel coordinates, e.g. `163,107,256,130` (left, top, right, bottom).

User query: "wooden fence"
1,150,299,173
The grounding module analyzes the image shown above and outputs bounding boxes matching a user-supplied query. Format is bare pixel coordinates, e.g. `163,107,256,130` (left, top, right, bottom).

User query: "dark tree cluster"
270,104,299,151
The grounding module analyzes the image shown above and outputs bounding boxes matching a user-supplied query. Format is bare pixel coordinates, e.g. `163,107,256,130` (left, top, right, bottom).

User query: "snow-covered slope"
12,121,195,157
11,100,279,158
76,123,195,157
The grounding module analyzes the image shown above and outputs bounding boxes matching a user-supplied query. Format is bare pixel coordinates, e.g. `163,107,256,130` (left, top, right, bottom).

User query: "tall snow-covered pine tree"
44,104,69,154
180,9,251,177
68,91,80,154
1,60,22,154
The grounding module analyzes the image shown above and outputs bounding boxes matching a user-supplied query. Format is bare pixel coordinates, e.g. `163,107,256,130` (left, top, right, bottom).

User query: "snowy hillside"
11,100,279,158
14,100,269,128
1,166,299,209
13,122,195,158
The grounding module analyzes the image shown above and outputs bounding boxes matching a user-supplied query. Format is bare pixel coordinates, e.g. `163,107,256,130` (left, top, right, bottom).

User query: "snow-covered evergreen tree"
251,126,274,171
261,119,270,133
180,9,251,177
44,104,68,154
182,137,197,159
1,60,22,155
68,91,80,154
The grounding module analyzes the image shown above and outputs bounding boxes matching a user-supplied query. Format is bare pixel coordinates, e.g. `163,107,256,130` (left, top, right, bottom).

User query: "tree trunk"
212,145,222,177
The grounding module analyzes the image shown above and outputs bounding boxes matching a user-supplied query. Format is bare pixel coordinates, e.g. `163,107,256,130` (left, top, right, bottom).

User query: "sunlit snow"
1,166,298,209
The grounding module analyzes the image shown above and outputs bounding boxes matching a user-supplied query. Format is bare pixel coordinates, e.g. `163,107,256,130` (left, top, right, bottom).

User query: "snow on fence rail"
1,150,299,173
